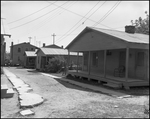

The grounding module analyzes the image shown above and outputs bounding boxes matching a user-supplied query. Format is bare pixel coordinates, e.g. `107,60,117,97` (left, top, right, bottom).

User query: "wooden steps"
1,85,14,98
103,83,122,89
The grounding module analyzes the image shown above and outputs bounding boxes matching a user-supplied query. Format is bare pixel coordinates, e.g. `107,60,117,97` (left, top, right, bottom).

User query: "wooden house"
24,51,37,68
10,42,39,66
66,26,149,89
35,46,82,70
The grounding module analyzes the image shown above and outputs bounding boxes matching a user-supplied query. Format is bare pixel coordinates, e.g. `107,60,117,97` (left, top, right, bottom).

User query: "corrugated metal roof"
1,18,11,36
25,51,37,57
40,48,82,56
90,27,149,44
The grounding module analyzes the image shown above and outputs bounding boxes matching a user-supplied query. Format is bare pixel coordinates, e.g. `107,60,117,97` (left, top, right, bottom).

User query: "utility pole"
51,33,56,45
39,41,41,47
34,36,36,46
29,37,32,43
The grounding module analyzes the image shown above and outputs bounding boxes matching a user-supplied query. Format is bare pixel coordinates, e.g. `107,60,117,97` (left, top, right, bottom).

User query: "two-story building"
10,42,39,66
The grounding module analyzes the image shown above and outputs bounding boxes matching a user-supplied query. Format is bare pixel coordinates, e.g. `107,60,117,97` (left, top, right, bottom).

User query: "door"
119,51,126,66
135,51,146,80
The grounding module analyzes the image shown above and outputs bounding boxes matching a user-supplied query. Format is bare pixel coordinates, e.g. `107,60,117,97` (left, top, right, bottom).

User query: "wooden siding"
68,31,128,52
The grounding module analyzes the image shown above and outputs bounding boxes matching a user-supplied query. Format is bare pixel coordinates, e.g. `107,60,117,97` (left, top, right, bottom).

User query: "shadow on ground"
54,78,105,94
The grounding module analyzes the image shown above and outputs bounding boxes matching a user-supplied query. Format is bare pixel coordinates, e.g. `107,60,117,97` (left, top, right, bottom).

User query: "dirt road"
1,67,149,118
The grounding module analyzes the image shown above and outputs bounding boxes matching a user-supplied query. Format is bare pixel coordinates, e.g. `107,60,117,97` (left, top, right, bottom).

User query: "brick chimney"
43,43,45,47
125,25,135,34
11,42,13,47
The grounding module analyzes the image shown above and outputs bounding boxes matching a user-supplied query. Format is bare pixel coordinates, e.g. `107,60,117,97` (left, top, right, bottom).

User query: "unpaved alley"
1,67,149,118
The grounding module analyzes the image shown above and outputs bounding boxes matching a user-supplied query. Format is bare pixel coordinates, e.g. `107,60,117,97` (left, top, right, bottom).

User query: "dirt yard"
1,67,149,118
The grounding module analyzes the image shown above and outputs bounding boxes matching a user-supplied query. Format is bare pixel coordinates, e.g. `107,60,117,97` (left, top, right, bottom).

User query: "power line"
8,1,57,24
18,1,76,39
47,1,111,28
10,1,69,30
83,1,107,24
56,1,101,43
93,1,122,27
28,1,76,34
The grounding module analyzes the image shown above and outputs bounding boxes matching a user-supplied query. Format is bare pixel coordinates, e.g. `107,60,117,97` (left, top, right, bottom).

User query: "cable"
93,1,122,27
55,1,101,43
8,1,58,24
18,1,75,39
83,1,106,24
26,1,72,35
47,1,111,28
22,1,76,38
10,1,69,30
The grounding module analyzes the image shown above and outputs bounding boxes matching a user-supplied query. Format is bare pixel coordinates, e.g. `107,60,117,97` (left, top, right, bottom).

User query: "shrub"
45,57,64,73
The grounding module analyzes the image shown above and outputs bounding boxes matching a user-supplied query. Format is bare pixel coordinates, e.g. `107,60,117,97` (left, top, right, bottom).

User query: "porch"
67,70,149,89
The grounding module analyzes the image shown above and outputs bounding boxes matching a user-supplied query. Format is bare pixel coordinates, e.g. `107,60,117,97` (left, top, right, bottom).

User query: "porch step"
123,81,149,87
103,83,122,89
1,85,8,98
5,88,14,98
1,85,14,98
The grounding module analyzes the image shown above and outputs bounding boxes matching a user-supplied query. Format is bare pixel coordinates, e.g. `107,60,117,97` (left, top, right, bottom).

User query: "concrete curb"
3,68,44,109
41,73,129,97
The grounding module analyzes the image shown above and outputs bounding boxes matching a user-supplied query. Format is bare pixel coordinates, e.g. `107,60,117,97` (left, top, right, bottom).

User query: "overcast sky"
1,1,149,52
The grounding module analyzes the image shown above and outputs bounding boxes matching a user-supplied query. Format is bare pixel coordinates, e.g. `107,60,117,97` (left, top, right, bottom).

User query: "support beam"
104,50,107,78
77,52,79,73
68,51,70,68
88,51,91,81
125,47,129,82
147,50,149,80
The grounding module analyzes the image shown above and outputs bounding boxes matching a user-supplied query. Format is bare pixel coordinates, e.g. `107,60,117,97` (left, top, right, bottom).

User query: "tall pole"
34,36,36,46
52,33,56,45
29,37,32,43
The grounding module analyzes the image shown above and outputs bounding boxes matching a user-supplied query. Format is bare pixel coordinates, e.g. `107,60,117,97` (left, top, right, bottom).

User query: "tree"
131,11,149,35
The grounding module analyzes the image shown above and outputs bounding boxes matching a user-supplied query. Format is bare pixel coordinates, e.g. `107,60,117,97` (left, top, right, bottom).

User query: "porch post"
46,56,48,66
68,51,70,69
125,47,129,82
77,52,79,73
104,50,107,78
147,51,149,80
88,51,91,81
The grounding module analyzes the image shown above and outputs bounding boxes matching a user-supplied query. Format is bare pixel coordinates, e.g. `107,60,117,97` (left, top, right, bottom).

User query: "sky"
1,1,149,53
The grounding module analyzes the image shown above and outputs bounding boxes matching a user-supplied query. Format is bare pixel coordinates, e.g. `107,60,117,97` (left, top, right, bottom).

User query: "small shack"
35,47,82,70
24,51,37,69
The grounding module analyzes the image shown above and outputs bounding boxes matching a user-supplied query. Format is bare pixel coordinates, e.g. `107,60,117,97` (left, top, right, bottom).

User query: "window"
26,48,28,51
84,52,88,65
18,56,20,61
31,48,34,51
92,52,98,66
137,52,144,66
18,48,21,52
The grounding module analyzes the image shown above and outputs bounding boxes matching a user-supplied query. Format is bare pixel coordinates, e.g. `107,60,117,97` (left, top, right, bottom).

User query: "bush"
45,57,64,73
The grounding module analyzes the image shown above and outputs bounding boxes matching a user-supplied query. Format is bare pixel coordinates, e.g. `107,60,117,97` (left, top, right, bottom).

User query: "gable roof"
11,42,39,49
36,47,68,55
91,27,149,44
36,47,82,56
66,27,149,50
1,18,11,37
43,44,63,49
24,51,37,57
